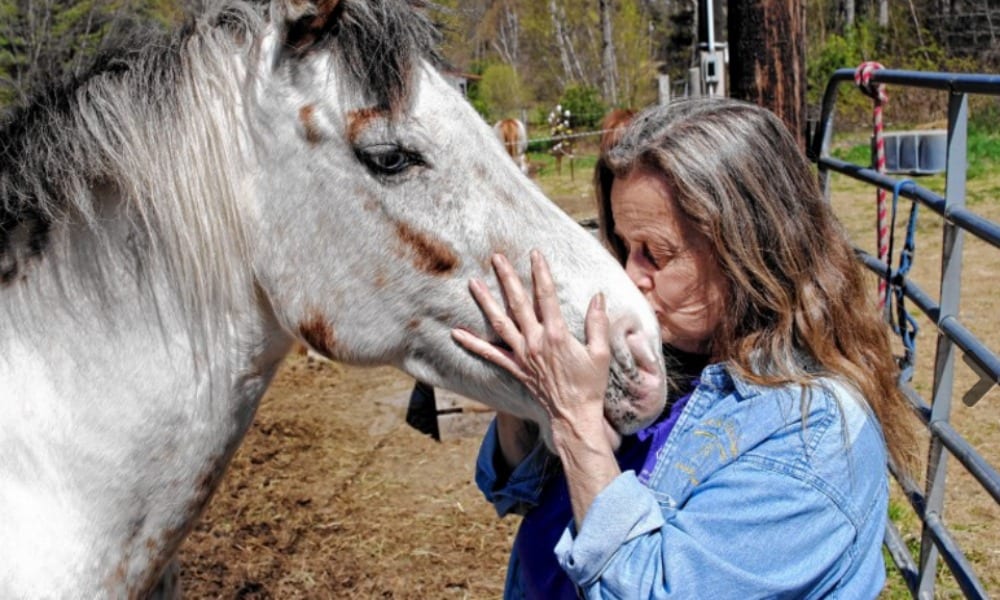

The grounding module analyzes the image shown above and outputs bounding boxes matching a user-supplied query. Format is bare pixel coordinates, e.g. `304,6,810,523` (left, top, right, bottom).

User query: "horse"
0,0,667,597
600,108,637,154
492,117,529,174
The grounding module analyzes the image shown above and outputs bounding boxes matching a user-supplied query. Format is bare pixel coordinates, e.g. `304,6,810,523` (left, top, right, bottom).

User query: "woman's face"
610,168,728,356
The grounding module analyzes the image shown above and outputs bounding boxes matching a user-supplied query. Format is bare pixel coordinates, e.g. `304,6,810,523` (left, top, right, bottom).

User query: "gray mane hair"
0,0,438,340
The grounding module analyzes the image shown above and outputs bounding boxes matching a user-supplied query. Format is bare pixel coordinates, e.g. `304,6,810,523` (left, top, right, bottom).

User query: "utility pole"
727,0,807,148
697,0,726,97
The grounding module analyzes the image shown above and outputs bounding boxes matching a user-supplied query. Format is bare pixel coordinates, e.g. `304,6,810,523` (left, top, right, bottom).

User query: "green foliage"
806,21,879,110
461,61,490,121
0,0,182,111
612,0,658,108
806,8,987,129
478,63,525,122
559,85,606,130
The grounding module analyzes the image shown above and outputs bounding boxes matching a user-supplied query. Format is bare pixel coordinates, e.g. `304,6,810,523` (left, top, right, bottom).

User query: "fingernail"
595,292,606,310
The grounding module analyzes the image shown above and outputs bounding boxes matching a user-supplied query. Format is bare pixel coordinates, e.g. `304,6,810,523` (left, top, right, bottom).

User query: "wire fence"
524,128,614,147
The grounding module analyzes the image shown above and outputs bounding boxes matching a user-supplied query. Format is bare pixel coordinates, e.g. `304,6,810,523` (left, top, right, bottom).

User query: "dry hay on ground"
179,356,518,598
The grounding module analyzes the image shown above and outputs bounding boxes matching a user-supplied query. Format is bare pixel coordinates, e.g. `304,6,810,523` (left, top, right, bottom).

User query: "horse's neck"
0,211,291,590
2,210,287,397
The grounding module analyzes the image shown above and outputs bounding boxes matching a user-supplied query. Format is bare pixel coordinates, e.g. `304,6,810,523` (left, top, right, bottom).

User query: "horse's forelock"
321,0,440,113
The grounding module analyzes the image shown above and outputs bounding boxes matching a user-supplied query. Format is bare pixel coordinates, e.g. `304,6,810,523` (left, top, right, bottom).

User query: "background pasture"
179,130,1000,598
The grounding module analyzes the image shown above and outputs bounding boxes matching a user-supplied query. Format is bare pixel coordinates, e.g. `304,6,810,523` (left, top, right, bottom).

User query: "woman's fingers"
451,328,527,381
585,292,611,365
468,277,522,346
455,250,587,388
491,254,543,340
530,250,566,333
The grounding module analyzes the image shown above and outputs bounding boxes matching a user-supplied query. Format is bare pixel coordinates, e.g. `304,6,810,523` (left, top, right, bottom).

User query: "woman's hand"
452,250,622,526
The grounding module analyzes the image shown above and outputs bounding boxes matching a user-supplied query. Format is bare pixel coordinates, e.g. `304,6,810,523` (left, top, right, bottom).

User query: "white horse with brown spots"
0,0,665,597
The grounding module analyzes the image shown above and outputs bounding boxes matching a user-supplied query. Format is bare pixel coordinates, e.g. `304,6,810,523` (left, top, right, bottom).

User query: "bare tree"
599,0,619,105
548,0,588,86
485,0,521,69
843,0,855,29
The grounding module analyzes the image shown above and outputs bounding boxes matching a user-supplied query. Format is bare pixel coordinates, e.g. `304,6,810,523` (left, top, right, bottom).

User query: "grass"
524,150,599,219
829,123,1000,185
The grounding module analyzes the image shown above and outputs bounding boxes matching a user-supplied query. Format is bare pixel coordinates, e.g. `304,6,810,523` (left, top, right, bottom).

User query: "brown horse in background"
599,108,637,154
493,118,528,174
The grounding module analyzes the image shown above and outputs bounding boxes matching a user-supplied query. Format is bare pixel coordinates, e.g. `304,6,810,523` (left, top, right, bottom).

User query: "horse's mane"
0,0,437,328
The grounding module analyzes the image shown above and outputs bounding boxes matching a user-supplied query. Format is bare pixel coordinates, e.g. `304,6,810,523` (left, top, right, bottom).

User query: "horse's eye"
358,145,424,176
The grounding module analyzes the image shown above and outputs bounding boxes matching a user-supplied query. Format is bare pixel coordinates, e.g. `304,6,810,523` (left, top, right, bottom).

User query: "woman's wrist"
550,416,614,456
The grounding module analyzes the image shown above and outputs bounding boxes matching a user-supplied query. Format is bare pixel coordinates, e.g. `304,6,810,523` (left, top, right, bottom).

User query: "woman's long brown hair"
595,98,919,474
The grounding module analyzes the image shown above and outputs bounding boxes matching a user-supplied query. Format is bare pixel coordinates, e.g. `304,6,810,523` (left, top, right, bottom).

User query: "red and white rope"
854,61,890,308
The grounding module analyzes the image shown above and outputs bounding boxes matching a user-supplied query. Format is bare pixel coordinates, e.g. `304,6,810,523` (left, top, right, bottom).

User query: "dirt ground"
830,173,1000,596
179,356,518,598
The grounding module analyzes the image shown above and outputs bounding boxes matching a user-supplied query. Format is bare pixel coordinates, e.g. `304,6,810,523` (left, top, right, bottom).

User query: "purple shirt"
512,387,695,599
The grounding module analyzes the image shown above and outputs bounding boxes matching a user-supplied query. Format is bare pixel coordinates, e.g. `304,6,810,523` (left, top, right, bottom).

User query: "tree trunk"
599,0,619,105
487,1,521,69
727,0,807,149
549,0,577,86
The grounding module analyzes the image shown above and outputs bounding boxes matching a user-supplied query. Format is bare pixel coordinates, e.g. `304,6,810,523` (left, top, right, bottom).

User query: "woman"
452,98,917,599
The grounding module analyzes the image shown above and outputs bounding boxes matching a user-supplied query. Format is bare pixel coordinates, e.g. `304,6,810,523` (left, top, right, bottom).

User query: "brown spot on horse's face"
394,221,458,275
346,107,388,145
298,310,337,357
298,104,322,146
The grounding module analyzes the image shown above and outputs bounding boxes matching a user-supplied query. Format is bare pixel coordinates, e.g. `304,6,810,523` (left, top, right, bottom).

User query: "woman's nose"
625,254,652,292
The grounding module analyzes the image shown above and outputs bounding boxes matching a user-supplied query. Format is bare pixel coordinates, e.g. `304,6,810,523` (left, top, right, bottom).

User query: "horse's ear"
276,0,345,54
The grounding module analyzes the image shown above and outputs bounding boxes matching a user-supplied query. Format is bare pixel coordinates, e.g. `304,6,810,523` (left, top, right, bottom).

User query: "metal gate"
810,68,1000,598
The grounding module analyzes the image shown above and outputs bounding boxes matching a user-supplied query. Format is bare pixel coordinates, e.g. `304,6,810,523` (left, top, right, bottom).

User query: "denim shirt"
476,363,890,599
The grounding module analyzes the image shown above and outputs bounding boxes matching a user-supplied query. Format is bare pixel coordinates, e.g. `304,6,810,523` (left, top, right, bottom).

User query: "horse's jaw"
397,307,667,452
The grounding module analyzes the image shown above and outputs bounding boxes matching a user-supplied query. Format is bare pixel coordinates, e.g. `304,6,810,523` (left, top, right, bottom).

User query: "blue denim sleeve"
474,418,553,517
554,461,875,599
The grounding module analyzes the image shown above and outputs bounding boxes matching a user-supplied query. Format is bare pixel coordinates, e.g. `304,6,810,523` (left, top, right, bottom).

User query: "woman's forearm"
552,417,621,529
